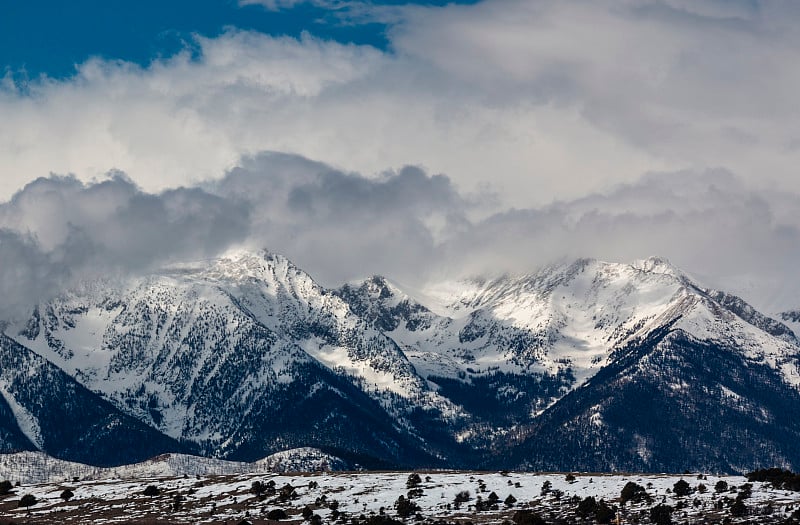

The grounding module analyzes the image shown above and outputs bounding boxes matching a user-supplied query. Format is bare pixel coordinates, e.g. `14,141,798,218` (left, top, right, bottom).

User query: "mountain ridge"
1,250,798,472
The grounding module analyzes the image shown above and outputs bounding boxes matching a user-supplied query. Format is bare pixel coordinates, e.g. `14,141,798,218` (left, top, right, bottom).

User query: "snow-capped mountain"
2,250,799,473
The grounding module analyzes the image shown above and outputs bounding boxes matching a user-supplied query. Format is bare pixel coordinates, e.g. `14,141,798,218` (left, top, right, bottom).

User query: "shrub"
60,489,74,501
406,473,422,489
454,490,470,504
736,483,753,500
251,481,266,495
540,480,552,496
279,484,297,502
577,496,598,518
511,510,545,525
673,479,692,497
395,495,420,518
267,508,288,520
650,504,673,525
0,480,12,495
620,481,648,504
731,500,747,517
407,488,424,499
18,493,37,508
715,480,728,493
504,494,517,507
565,473,576,483
302,506,314,520
143,485,160,497
363,515,404,525
595,500,616,524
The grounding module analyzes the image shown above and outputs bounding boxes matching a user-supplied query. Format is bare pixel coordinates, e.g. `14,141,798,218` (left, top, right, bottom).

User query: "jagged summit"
1,249,799,472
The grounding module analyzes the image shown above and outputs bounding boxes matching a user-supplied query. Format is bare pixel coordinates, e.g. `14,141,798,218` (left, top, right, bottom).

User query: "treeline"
746,469,800,491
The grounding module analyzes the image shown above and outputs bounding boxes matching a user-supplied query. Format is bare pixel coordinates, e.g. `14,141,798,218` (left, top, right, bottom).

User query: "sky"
1,0,800,317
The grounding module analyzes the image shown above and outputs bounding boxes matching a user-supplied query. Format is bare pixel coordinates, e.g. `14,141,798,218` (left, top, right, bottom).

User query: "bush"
620,481,648,504
406,473,422,489
251,481,266,495
60,489,74,501
279,484,297,502
395,495,420,518
595,500,616,524
18,493,37,508
511,510,545,525
673,479,692,497
453,490,470,505
302,506,314,520
504,494,517,507
650,504,673,525
362,516,404,525
577,496,598,518
267,508,288,520
407,488,424,499
143,485,160,497
731,500,747,517
0,480,12,495
715,480,728,493
540,480,552,496
565,473,576,483
736,483,752,500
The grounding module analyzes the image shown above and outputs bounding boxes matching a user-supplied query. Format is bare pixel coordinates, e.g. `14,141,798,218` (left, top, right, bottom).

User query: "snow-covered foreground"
1,468,799,524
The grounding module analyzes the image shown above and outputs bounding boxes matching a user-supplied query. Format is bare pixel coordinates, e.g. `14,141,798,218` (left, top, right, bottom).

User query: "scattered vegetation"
2,470,798,524
747,468,800,491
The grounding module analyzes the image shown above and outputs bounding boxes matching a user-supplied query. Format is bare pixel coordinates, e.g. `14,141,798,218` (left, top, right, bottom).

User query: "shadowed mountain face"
1,250,799,472
0,334,187,466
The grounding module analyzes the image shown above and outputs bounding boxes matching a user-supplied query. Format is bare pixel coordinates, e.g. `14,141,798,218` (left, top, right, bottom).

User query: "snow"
3,249,800,464
2,465,799,525
0,378,43,449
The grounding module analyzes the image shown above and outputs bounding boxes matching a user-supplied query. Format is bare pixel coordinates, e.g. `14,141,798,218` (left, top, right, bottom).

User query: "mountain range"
0,250,798,473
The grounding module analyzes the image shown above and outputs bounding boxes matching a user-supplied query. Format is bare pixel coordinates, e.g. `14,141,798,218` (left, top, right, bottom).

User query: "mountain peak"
630,255,685,278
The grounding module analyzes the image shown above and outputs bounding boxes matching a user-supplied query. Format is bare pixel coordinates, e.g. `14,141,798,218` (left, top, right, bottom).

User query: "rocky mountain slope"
1,250,799,472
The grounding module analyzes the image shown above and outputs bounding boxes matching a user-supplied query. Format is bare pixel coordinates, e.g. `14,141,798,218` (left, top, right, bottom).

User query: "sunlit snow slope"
2,251,799,472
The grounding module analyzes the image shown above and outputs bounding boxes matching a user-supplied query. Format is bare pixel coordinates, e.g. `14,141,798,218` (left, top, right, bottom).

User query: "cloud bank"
1,155,798,321
3,0,800,208
2,0,800,317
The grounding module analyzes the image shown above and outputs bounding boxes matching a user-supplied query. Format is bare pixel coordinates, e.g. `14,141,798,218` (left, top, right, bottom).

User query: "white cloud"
2,0,800,313
238,0,310,11
11,0,800,208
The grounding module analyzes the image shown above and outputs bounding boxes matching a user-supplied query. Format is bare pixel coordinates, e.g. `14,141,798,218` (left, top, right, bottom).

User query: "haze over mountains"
0,249,798,473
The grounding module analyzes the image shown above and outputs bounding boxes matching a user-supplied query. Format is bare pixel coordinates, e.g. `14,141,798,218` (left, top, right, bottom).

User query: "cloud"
4,1,800,210
3,1,800,315
238,0,311,10
0,155,797,321
0,173,250,319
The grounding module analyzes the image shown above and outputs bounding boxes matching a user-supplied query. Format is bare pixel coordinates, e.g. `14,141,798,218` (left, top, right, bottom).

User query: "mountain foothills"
0,250,799,473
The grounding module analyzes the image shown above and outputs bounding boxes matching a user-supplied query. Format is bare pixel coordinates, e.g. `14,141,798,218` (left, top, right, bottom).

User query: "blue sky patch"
0,0,481,79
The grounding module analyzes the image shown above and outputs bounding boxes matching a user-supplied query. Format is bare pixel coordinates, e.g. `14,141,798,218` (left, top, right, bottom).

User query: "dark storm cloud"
0,173,250,319
0,155,467,317
1,154,798,320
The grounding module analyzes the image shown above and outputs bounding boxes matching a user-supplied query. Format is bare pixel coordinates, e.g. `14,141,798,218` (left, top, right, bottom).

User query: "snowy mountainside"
779,310,800,337
10,252,447,465
0,333,184,465
1,250,800,472
338,257,800,469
